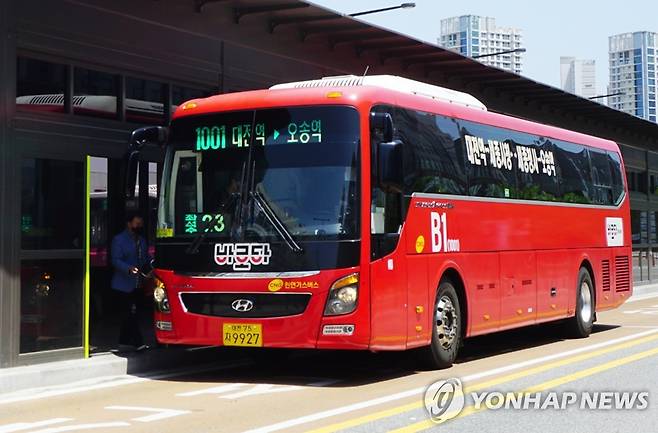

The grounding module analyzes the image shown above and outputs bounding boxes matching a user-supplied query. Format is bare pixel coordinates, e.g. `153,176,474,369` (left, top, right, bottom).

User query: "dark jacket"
111,229,151,293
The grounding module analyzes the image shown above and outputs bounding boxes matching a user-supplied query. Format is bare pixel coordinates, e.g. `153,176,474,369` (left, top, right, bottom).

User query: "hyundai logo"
231,299,254,312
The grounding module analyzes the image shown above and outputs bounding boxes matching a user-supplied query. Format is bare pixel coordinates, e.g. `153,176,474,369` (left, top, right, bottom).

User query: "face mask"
133,226,144,236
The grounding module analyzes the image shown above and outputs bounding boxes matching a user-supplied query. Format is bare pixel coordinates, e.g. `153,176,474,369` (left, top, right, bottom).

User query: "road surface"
2,293,657,433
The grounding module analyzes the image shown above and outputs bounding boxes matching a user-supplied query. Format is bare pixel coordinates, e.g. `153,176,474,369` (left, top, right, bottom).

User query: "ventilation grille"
29,94,64,105
270,75,488,110
614,256,630,292
286,76,365,88
602,259,611,291
21,94,87,106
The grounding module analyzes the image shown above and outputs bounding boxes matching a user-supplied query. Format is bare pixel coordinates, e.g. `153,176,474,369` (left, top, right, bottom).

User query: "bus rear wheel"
418,279,462,369
566,267,595,338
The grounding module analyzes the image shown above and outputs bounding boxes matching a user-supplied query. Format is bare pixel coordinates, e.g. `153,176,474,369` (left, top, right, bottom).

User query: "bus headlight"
324,273,358,316
153,276,170,313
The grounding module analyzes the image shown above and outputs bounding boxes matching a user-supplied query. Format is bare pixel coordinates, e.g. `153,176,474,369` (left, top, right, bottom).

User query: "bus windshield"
158,106,360,243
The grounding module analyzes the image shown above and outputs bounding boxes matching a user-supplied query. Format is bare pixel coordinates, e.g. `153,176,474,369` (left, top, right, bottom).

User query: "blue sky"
312,0,658,95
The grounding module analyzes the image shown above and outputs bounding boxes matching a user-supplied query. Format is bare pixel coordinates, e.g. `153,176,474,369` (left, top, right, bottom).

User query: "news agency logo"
423,378,465,424
424,377,650,424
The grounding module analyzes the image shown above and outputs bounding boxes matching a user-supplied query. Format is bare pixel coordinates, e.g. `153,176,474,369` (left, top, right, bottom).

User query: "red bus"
135,75,631,368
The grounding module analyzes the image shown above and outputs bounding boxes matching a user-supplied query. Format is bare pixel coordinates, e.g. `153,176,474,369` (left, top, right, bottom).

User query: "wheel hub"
580,281,592,323
436,295,458,349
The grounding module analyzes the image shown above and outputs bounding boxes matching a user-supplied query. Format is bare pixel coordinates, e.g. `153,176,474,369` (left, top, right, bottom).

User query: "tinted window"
20,259,83,353
21,158,85,249
126,77,166,125
626,169,647,194
395,108,467,196
458,120,518,198
553,140,592,203
608,152,624,204
16,57,66,113
589,149,613,205
74,68,119,119
514,136,559,201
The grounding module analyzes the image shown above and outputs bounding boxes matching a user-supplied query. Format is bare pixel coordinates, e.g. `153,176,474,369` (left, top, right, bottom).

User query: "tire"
566,267,595,338
418,279,463,369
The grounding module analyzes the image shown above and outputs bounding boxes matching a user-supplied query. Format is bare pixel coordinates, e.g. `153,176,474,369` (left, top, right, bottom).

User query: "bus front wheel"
418,279,462,369
566,267,595,338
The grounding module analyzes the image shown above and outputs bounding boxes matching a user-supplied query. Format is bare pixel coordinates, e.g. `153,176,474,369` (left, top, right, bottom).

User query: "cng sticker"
415,235,425,253
268,278,284,292
430,212,461,253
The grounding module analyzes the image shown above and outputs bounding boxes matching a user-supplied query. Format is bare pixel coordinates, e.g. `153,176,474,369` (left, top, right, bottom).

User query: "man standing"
111,212,151,351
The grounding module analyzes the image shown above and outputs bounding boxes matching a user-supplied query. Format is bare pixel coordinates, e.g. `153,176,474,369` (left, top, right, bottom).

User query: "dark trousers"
116,289,144,347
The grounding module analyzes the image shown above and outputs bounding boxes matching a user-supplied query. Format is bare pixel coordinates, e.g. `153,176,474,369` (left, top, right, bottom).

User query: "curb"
0,345,250,396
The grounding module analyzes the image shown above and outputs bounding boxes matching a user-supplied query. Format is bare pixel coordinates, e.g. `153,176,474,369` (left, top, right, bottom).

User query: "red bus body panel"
154,85,632,350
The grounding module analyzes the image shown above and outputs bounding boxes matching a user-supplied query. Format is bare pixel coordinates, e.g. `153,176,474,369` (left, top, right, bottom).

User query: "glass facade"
9,56,218,364
624,143,658,282
20,158,85,354
16,57,67,114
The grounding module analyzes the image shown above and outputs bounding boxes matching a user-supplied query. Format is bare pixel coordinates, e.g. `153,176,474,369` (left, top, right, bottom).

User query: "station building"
1,0,658,368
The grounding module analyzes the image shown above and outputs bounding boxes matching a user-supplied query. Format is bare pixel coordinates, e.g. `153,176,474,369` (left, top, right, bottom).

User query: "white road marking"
105,405,190,422
177,379,340,399
176,383,246,397
26,422,129,433
240,328,658,433
623,304,658,315
220,384,302,400
0,359,251,405
627,291,658,303
0,419,72,433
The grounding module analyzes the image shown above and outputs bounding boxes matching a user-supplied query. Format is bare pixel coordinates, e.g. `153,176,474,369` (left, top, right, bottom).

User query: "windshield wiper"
184,216,216,255
250,190,303,253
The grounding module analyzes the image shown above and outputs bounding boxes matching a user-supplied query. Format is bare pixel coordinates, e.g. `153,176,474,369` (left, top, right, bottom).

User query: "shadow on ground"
137,322,620,388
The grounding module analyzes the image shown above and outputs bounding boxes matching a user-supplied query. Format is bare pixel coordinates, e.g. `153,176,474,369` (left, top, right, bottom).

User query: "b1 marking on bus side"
431,212,461,253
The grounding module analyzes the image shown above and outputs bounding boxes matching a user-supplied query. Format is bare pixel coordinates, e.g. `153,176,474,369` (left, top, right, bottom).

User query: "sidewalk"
3,282,658,397
0,345,251,396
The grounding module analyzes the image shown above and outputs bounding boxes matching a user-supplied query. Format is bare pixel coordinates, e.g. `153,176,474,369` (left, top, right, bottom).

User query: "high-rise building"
560,57,597,98
608,31,657,122
439,15,523,74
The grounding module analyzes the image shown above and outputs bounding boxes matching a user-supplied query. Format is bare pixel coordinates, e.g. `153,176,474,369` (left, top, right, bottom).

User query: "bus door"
369,189,408,350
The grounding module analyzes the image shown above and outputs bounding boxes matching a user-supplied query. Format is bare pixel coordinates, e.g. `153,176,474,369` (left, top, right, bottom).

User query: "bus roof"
172,75,620,154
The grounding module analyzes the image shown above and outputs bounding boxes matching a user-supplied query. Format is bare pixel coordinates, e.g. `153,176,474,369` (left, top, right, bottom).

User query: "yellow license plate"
222,323,263,347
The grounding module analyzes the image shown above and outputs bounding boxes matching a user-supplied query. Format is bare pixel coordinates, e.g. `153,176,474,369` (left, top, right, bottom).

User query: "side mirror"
125,150,140,199
370,112,394,143
377,141,403,192
129,126,168,150
125,126,168,199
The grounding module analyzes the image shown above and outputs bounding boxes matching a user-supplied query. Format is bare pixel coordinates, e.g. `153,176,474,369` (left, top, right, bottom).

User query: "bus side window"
589,149,613,205
457,120,518,199
399,109,467,197
608,151,625,205
553,140,593,204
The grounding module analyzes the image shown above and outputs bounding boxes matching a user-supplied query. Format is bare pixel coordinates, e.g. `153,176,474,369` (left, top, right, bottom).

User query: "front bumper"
152,268,370,349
